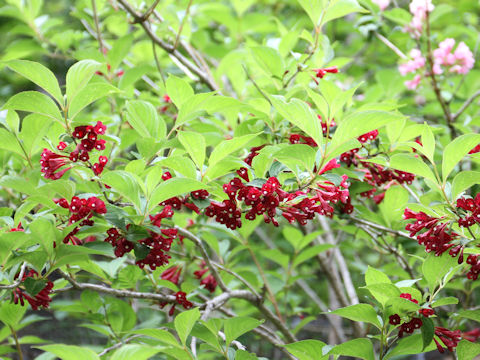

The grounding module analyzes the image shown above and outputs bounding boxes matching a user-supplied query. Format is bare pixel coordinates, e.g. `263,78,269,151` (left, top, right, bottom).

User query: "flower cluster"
104,206,177,270
56,196,107,245
159,172,209,213
194,261,218,293
398,49,425,90
161,265,182,285
12,270,54,310
372,0,389,11
408,0,434,35
388,293,433,338
403,208,457,256
40,121,108,180
434,327,461,353
313,66,339,79
433,38,475,75
159,290,193,316
456,195,480,227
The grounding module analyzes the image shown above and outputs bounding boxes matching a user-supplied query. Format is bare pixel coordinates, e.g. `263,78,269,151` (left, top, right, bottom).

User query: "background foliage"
0,0,480,359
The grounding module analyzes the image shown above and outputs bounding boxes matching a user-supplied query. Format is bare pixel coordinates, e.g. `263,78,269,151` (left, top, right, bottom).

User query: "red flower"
12,270,54,310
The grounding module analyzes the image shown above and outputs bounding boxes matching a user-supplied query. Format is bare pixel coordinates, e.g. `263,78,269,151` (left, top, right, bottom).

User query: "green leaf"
29,217,58,254
384,334,436,359
0,128,23,157
431,296,458,308
296,0,323,25
209,133,260,166
0,302,27,327
364,283,401,307
329,304,381,329
224,317,263,346
3,91,62,123
451,171,480,200
365,266,391,285
250,46,284,78
329,338,374,360
421,317,434,350
132,329,182,348
66,59,102,106
270,95,324,153
149,178,206,212
166,75,194,107
125,100,165,139
235,350,259,360
68,82,120,120
23,277,47,296
323,0,366,24
36,344,100,360
284,340,327,360
422,253,459,290
174,307,200,345
107,34,133,70
111,345,160,360
420,124,435,162
292,244,334,267
178,131,206,170
457,339,480,360
457,309,480,323
19,114,51,157
102,170,143,212
388,154,437,182
3,59,63,107
328,110,404,160
442,133,480,181
175,92,215,128
275,144,316,176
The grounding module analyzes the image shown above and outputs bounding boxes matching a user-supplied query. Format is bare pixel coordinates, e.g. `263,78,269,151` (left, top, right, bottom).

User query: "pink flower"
408,0,434,34
398,49,425,76
405,74,422,90
451,42,475,74
372,0,390,11
432,39,475,75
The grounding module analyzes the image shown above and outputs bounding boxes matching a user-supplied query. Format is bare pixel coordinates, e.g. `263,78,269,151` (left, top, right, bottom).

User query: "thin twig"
134,0,161,23
375,33,407,59
174,0,194,50
116,0,219,91
91,0,105,54
0,262,27,290
175,227,229,293
424,10,455,138
98,335,141,356
452,89,480,120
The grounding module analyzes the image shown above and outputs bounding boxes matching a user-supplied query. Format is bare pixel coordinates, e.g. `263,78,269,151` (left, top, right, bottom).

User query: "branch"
375,33,407,59
98,335,141,356
0,262,27,290
133,0,161,23
424,10,455,138
58,270,178,303
351,216,411,238
116,0,219,91
175,226,229,293
452,89,480,120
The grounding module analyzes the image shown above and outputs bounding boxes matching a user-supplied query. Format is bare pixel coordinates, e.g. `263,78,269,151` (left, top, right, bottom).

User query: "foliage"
0,0,480,359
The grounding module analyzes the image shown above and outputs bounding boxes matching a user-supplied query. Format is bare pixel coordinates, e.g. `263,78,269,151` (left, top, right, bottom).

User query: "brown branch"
133,0,161,23
452,89,480,120
174,0,194,50
116,0,219,91
98,335,141,356
424,10,455,138
91,0,105,54
58,270,178,303
0,262,27,290
175,227,229,293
